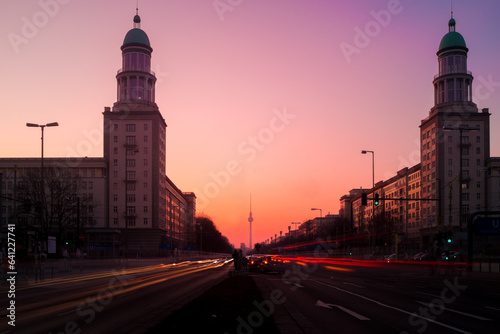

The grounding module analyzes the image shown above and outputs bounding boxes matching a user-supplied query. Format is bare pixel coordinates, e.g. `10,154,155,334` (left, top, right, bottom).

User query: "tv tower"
248,194,253,249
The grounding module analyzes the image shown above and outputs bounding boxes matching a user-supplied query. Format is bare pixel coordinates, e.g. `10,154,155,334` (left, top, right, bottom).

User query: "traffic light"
374,193,379,206
361,193,367,206
446,231,452,244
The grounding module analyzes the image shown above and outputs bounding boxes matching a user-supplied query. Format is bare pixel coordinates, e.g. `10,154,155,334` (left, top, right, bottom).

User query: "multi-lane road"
2,257,499,334
0,259,232,334
254,257,500,334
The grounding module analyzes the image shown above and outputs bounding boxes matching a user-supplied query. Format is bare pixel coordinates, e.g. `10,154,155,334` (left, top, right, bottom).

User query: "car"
247,255,265,271
413,252,433,261
384,253,408,262
441,251,461,261
259,256,285,273
409,252,425,261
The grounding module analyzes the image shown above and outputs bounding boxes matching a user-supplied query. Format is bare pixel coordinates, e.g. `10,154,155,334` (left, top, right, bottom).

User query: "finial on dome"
448,11,456,32
133,6,141,29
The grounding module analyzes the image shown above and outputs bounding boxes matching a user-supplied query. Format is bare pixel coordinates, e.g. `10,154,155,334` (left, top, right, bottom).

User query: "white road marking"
485,306,500,312
312,280,472,334
415,301,491,320
343,282,365,288
316,300,370,320
415,291,441,298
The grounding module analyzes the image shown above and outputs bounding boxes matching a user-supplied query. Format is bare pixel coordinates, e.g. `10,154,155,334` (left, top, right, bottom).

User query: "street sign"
475,217,500,235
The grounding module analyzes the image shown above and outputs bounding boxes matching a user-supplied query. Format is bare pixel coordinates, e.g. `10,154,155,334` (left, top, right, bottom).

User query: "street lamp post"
291,221,300,242
311,208,322,218
26,122,59,250
361,150,375,253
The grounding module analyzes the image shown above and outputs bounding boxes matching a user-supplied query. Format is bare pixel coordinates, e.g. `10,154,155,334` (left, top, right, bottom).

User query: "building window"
143,147,148,154
476,147,481,154
126,136,136,145
144,206,148,213
127,218,136,226
448,159,453,166
476,181,481,188
114,147,118,154
126,124,136,132
113,194,118,201
126,171,136,180
144,182,148,188
127,183,135,191
114,124,118,130
127,194,136,203
113,218,118,225
477,193,481,200
144,194,148,201
476,136,481,143
462,193,469,201
113,182,118,189
462,159,469,167
144,218,148,225
113,171,118,178
113,206,118,213
144,135,148,143
144,124,148,131
113,159,118,166
126,159,136,167
144,159,148,166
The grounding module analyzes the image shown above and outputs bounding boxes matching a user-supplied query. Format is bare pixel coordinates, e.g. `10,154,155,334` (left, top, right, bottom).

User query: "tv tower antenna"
248,194,253,249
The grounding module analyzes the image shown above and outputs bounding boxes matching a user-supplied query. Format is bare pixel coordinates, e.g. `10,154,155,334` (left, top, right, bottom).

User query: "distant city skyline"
2,0,500,248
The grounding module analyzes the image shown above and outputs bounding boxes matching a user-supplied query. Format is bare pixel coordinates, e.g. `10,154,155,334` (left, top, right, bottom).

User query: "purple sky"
2,0,500,247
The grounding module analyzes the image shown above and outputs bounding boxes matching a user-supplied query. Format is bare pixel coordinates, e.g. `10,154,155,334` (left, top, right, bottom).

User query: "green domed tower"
420,14,490,243
432,15,474,109
113,9,158,111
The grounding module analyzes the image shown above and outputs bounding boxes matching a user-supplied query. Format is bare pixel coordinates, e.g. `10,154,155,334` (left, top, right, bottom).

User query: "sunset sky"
2,0,500,248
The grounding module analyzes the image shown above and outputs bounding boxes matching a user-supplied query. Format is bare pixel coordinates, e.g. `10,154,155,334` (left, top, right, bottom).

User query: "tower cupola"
432,14,474,109
114,9,157,111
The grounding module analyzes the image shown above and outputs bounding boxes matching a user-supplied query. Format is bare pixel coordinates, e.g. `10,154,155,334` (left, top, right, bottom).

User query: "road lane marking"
415,291,441,298
415,301,491,320
343,282,364,288
316,300,370,320
485,306,500,312
312,280,472,334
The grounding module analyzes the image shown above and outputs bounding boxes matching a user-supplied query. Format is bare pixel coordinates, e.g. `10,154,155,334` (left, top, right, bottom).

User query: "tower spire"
248,194,253,249
133,3,141,29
